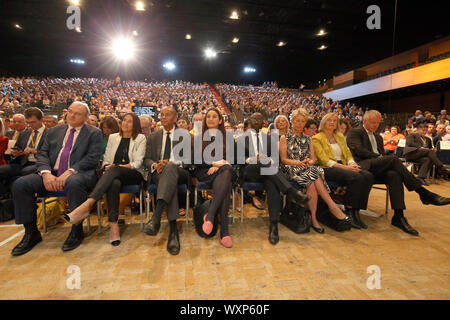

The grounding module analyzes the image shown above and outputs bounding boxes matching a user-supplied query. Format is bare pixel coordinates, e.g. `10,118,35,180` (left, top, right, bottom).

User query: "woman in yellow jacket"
312,113,374,229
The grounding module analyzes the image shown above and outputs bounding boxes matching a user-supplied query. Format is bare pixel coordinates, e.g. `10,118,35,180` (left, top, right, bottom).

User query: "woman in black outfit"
194,108,235,248
63,112,147,246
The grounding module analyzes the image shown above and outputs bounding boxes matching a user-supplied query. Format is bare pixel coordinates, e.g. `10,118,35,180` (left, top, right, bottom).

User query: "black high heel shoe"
335,216,352,231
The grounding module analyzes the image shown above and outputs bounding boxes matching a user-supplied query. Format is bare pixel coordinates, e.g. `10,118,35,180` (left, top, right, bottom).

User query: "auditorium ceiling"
1,0,448,88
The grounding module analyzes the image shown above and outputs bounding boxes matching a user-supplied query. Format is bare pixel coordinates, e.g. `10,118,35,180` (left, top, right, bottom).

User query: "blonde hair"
274,115,290,131
291,108,308,122
318,113,339,133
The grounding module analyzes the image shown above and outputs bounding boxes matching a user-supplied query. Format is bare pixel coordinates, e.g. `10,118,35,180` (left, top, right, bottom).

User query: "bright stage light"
185,34,192,40
133,30,138,36
276,41,286,47
15,24,23,29
230,11,239,20
135,1,145,11
163,62,176,71
204,48,217,59
244,67,256,73
317,29,327,36
232,37,239,43
112,38,135,60
318,44,327,50
70,58,85,64
69,0,80,5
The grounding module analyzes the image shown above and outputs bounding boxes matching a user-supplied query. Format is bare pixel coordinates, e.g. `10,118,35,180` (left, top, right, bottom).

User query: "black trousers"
405,148,443,178
359,155,423,210
0,162,37,195
90,166,143,222
242,164,292,222
323,167,374,210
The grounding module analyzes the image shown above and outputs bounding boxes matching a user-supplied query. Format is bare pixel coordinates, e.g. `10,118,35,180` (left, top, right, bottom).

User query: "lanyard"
29,128,45,148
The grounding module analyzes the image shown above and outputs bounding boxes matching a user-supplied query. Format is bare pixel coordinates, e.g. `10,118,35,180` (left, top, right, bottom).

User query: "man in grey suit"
404,123,448,181
0,108,47,196
142,106,189,255
10,102,103,256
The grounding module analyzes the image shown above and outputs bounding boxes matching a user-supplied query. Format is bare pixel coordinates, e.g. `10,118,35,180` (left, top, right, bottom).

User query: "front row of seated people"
10,102,450,257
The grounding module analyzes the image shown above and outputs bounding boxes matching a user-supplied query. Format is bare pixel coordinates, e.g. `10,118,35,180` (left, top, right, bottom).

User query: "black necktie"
256,132,260,153
28,130,38,148
163,132,171,160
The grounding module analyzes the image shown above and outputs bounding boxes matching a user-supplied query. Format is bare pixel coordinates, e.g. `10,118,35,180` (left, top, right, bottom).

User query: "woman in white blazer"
63,112,146,246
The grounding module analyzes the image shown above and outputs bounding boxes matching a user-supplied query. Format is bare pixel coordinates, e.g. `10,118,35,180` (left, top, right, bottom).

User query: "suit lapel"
155,130,163,160
71,124,87,154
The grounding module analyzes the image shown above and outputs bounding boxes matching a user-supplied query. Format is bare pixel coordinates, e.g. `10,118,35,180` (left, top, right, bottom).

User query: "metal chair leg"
42,198,47,233
140,189,144,229
186,190,190,226
240,188,244,223
97,200,102,230
194,187,198,206
231,188,235,224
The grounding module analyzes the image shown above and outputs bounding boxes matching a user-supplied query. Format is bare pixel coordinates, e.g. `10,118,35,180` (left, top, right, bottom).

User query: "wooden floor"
0,181,449,300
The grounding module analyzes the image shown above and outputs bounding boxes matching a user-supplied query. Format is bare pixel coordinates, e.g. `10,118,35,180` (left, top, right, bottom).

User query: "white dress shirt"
364,127,379,154
26,125,45,162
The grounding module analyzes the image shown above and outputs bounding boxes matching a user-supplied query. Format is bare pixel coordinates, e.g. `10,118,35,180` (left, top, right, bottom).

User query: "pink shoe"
220,236,232,248
202,214,213,235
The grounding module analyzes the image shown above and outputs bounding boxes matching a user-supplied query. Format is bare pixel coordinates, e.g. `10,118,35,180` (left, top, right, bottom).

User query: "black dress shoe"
311,225,325,234
167,231,180,255
391,217,419,236
11,231,42,256
268,222,279,245
335,216,352,232
62,226,84,252
347,209,367,229
142,220,160,236
419,191,450,206
251,197,265,210
291,191,312,205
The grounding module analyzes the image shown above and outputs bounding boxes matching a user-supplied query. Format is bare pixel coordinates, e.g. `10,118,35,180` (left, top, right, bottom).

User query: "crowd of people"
0,77,449,258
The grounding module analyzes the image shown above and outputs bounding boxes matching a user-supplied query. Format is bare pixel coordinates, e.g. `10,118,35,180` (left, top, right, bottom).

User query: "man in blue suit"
0,107,48,196
11,102,103,256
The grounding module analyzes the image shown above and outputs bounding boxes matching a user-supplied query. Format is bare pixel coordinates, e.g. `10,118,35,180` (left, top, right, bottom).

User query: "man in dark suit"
142,106,189,255
0,108,48,196
5,114,27,140
347,110,450,236
10,102,103,256
404,123,448,181
238,113,310,245
433,123,446,147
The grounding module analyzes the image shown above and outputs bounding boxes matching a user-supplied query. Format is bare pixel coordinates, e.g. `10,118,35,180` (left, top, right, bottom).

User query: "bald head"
160,106,177,130
67,102,90,128
12,114,26,131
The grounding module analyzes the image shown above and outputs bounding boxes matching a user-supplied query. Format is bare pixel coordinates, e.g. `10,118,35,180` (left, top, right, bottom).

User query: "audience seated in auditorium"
347,110,450,237
239,112,310,244
10,102,103,256
142,106,188,255
280,109,352,233
313,113,374,230
383,126,405,155
404,123,449,182
62,113,146,247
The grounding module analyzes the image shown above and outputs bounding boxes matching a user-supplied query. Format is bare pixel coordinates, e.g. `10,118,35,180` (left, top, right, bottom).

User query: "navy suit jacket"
12,128,48,166
36,124,103,182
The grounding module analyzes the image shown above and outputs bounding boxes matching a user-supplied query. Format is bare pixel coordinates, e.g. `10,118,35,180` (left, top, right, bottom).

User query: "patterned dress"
282,131,329,191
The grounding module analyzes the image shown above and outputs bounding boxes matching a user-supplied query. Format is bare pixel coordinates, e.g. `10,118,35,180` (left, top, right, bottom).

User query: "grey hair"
363,110,382,121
